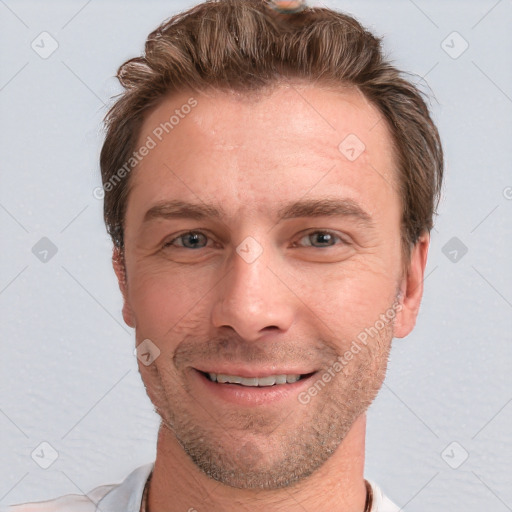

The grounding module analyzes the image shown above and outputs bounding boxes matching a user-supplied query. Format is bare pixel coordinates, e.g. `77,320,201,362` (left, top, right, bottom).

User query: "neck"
147,413,368,512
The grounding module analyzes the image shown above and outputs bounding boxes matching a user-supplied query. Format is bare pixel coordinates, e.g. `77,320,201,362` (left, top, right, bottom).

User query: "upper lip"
193,366,317,379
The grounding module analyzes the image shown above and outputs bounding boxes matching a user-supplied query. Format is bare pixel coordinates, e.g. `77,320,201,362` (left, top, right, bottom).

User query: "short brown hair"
100,0,443,271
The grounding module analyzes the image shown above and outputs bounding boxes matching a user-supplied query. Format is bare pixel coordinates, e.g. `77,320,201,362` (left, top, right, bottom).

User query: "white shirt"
6,463,401,512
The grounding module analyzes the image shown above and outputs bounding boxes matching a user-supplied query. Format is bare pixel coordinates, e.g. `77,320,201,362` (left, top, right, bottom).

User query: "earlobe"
393,232,430,339
112,247,136,328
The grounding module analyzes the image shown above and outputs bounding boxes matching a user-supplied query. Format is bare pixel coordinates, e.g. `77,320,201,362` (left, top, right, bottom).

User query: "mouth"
191,368,318,406
200,371,316,387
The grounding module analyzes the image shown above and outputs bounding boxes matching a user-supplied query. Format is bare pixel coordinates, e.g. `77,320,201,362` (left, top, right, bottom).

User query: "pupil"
314,233,332,245
186,233,203,248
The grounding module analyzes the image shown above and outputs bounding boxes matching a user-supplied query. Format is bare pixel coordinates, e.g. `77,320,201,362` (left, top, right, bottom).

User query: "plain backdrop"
1,1,511,510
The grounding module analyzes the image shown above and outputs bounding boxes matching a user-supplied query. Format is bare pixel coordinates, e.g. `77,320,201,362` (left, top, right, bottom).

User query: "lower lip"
191,369,317,406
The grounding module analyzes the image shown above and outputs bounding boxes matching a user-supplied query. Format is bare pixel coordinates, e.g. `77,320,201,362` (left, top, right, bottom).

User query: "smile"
203,372,314,387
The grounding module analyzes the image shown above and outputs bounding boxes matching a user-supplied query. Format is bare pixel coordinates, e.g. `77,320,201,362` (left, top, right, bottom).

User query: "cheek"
284,257,399,338
127,264,216,342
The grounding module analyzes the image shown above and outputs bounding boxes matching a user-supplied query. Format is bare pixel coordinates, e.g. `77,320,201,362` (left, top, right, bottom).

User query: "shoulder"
5,463,154,512
5,484,115,512
367,480,401,512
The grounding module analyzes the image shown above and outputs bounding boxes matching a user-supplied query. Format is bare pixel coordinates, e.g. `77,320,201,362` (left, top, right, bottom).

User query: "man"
9,0,443,510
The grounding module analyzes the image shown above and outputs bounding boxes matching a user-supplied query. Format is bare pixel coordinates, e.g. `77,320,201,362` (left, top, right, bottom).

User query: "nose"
211,242,295,341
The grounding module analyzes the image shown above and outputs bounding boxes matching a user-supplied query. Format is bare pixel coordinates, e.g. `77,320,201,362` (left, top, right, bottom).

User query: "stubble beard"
141,319,394,490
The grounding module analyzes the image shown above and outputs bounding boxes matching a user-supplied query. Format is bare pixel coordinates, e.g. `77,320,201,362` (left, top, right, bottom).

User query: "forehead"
129,83,399,219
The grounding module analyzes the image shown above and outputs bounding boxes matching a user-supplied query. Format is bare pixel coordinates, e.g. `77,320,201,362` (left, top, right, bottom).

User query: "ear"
112,247,136,328
394,232,430,338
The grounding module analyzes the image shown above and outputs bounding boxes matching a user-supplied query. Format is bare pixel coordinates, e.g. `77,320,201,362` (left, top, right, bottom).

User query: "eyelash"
163,231,215,249
293,230,348,248
163,229,349,250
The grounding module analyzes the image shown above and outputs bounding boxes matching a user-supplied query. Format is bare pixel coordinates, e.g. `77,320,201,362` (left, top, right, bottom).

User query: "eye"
295,230,346,248
165,231,209,249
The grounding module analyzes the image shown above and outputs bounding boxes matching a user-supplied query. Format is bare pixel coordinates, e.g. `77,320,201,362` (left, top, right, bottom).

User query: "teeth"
257,376,276,386
207,372,302,386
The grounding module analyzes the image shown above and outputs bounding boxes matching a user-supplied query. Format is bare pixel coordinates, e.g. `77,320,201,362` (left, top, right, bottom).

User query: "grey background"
1,0,511,510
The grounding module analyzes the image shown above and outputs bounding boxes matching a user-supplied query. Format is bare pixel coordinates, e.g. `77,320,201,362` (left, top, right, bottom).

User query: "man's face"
116,83,420,489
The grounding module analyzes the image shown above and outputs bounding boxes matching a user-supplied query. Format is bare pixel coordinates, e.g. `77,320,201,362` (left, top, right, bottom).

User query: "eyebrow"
143,200,224,223
142,198,374,228
277,198,374,228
